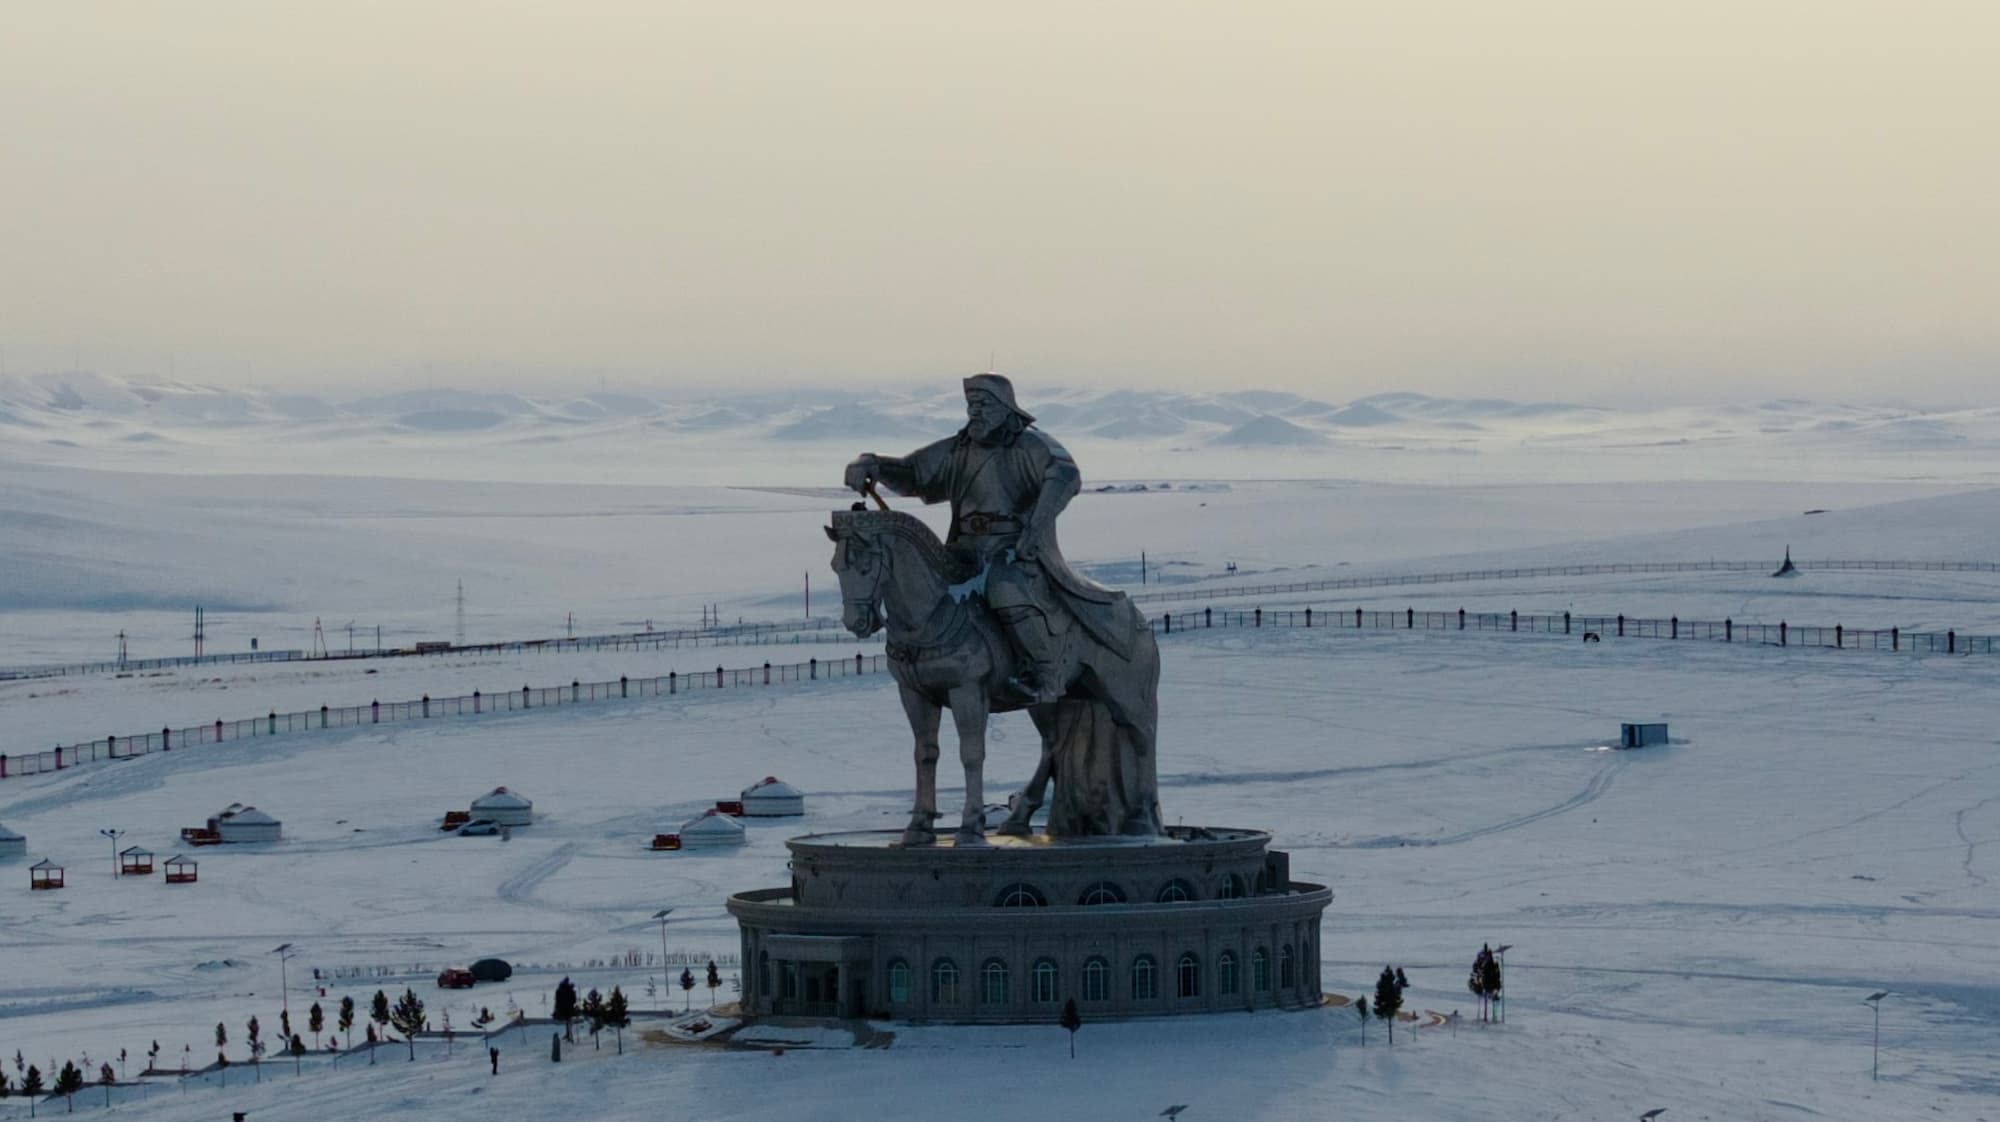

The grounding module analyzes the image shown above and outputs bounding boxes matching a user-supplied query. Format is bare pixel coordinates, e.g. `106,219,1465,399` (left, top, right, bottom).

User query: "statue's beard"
967,413,1011,445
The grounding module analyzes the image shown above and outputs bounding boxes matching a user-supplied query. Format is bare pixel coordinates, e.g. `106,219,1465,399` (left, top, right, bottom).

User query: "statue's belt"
956,512,1022,536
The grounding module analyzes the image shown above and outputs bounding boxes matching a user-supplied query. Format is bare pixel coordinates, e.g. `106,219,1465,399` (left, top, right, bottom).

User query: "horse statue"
826,506,1162,846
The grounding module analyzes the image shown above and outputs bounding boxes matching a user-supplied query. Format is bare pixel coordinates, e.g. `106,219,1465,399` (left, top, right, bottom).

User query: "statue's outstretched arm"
870,454,920,496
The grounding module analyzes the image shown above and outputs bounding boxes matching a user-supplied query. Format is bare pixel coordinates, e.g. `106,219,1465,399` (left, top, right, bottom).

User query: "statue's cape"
1034,533,1141,661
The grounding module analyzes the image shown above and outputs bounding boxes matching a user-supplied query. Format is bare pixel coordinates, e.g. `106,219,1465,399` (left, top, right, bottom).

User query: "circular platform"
728,825,1330,1022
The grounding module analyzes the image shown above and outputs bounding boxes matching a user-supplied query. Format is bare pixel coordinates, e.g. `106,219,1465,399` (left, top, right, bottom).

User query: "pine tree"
1480,951,1503,1021
1373,966,1403,1045
553,978,579,1042
98,1063,115,1109
679,967,696,1012
55,1060,83,1108
247,1014,264,1073
370,990,393,1043
582,988,607,1049
602,987,630,1054
390,988,427,1061
280,1009,292,1047
214,1022,228,1065
338,995,356,1049
1468,945,1493,1023
309,1001,325,1049
0,1068,9,1098
705,960,722,1008
23,1064,44,1118
1059,998,1081,1058
1355,995,1369,1046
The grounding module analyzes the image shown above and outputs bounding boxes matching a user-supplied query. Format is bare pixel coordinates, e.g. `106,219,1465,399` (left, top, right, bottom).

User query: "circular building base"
728,826,1330,1022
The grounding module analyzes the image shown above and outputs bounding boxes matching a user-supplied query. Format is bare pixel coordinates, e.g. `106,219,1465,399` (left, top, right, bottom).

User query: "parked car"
437,968,476,989
470,958,513,983
457,818,500,836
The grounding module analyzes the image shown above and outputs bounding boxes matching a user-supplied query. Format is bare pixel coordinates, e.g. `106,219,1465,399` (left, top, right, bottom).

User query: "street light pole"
273,944,295,1019
653,908,675,1013
99,828,125,877
1494,944,1513,1023
1865,992,1888,1081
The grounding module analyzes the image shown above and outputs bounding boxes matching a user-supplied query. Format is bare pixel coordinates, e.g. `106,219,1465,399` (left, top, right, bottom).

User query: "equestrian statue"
830,373,1162,846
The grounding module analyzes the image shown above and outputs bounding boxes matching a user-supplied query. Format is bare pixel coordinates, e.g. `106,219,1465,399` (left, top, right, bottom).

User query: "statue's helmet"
962,372,1035,426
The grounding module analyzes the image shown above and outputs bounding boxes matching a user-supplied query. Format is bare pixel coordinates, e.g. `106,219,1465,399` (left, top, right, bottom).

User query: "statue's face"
965,390,1011,443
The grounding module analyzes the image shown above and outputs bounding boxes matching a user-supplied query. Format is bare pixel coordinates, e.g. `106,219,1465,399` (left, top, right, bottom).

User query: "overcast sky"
2,2,1995,403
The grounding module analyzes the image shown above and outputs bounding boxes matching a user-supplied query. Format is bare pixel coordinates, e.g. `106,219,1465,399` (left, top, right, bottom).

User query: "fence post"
573,680,581,703
1670,617,1677,640
1949,630,1956,654
1563,611,1571,635
717,664,726,687
670,672,678,694
163,726,171,751
856,652,865,674
1459,608,1465,631
809,658,817,680
1835,624,1843,648
108,734,117,759
1355,608,1362,629
621,676,629,698
764,662,771,685
1163,613,1171,634
1205,607,1213,629
321,704,330,728
269,711,277,735
473,691,482,713
1254,608,1262,628
523,686,531,708
1779,621,1787,646
1891,626,1898,651
1304,607,1311,628
1724,618,1731,642
1,755,6,779
373,700,382,722
1406,608,1414,629
54,746,63,770
1511,610,1518,633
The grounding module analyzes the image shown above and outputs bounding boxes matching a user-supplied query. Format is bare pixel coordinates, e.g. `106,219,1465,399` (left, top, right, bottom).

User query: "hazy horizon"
4,2,1995,403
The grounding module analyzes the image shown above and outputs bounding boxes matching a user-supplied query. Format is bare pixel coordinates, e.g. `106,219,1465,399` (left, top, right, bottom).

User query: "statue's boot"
998,608,1067,706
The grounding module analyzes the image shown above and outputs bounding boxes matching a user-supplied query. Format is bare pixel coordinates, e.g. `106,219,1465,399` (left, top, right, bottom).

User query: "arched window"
1254,867,1274,894
1155,879,1195,904
1078,880,1127,906
782,961,799,999
1031,959,1060,1004
1252,948,1271,992
1217,873,1246,899
981,958,1011,1005
993,882,1047,907
759,951,771,997
931,958,960,1005
1131,955,1157,1000
887,959,911,1004
1218,950,1239,996
1082,956,1110,1002
1279,945,1296,989
1177,953,1201,998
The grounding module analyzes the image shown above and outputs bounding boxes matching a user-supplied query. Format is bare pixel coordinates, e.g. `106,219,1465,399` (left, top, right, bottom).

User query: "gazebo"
0,822,23,860
30,858,64,890
164,854,198,884
740,776,805,817
119,846,155,876
470,787,534,827
677,808,747,849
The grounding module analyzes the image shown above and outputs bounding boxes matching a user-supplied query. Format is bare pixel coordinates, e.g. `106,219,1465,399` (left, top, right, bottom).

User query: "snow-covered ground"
3,386,1999,1120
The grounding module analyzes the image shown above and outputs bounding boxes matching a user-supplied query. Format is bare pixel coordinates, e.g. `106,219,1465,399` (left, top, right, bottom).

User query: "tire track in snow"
496,842,581,908
1297,751,1625,849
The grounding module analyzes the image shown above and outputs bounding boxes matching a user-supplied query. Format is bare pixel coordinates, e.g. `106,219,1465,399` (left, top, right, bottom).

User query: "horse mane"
831,508,968,580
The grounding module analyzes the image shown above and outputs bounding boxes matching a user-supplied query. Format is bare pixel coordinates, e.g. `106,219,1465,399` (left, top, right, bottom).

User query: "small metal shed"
164,854,198,884
30,858,64,890
1620,723,1670,748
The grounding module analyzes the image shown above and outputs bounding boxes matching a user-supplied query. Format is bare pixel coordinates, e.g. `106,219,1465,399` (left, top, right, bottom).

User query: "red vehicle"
437,968,476,989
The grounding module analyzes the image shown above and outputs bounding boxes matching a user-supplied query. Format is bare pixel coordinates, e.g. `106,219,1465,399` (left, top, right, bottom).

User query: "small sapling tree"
680,967,696,1012
309,1001,325,1049
1480,951,1503,1022
582,988,606,1050
339,995,356,1049
1469,944,1495,1023
247,1015,265,1080
289,1034,305,1074
1355,995,1369,1046
214,1022,228,1066
23,1064,44,1117
55,1060,83,1110
390,988,427,1061
1060,998,1081,1058
98,1063,114,1108
1374,967,1403,1045
706,960,722,1009
370,990,393,1046
0,1067,10,1098
606,986,631,1054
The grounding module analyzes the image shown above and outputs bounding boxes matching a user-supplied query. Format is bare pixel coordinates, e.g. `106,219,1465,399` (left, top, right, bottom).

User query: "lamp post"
99,828,125,877
653,908,675,1012
1494,944,1513,1023
1865,991,1888,1081
272,943,295,1018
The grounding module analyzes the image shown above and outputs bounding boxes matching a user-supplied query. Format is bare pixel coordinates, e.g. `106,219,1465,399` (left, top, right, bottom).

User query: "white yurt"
678,808,747,849
214,804,282,843
739,776,805,817
0,822,24,859
471,787,534,827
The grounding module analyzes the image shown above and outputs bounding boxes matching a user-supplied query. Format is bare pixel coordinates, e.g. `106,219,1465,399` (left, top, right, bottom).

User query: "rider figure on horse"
845,374,1106,706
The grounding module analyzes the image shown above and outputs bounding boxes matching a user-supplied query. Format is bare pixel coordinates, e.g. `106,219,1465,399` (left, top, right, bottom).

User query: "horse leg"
996,703,1058,836
948,685,991,846
898,686,943,846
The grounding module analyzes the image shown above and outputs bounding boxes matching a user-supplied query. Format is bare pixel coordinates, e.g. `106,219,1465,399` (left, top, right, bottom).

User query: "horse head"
826,508,955,640
826,511,889,638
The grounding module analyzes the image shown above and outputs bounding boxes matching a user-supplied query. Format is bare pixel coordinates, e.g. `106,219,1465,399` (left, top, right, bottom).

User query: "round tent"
471,787,534,827
739,776,805,817
677,808,747,849
215,804,282,843
0,822,24,860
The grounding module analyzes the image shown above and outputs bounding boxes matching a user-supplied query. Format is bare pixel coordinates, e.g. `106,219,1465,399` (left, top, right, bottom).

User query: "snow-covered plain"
2,378,1998,1120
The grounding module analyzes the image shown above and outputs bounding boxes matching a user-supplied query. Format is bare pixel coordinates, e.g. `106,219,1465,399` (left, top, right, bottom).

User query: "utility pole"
456,579,466,646
193,605,205,658
99,827,124,877
1141,551,1147,585
805,572,810,621
116,630,127,667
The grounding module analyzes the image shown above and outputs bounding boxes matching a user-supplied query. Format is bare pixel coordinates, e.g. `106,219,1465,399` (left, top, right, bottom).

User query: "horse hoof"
953,828,988,847
899,829,938,847
993,819,1032,837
